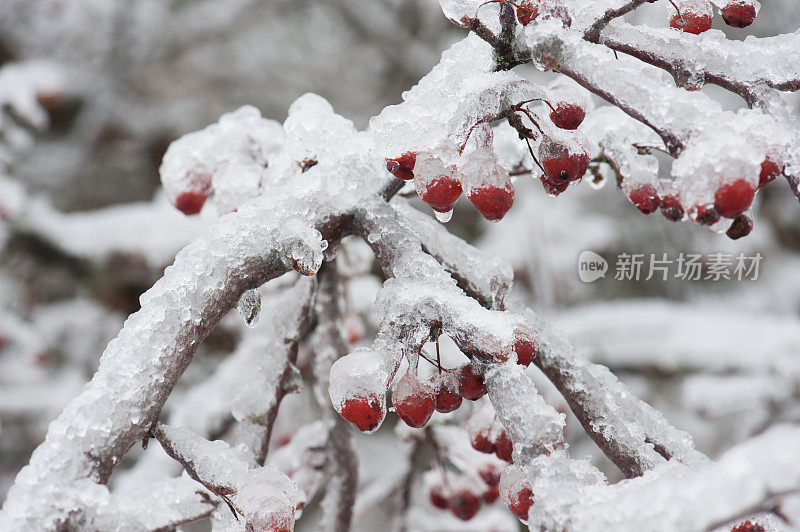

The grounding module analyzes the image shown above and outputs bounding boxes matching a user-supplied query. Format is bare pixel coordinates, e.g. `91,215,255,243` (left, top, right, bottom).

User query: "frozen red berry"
516,0,539,25
628,185,660,214
468,184,515,222
508,486,534,521
429,484,450,510
759,158,782,188
479,464,502,486
495,430,513,462
669,3,712,34
392,372,436,428
714,179,756,218
721,0,756,28
450,490,480,521
386,152,417,181
417,174,463,213
340,394,384,432
513,326,537,367
471,428,496,454
549,102,585,130
660,195,684,221
435,384,463,413
726,213,753,240
540,173,570,196
483,485,500,504
539,137,590,183
458,363,487,400
692,203,720,226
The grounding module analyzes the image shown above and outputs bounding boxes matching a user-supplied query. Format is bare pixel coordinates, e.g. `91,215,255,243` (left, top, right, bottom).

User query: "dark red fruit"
483,485,500,504
435,384,463,413
693,203,720,226
393,373,436,428
429,485,450,510
731,520,766,532
660,195,684,221
517,0,539,25
759,158,782,188
539,138,590,183
468,184,515,222
628,185,660,214
508,486,535,521
450,490,480,521
471,428,496,454
386,152,417,181
669,8,712,34
340,395,384,432
495,431,513,462
513,327,537,366
418,174,463,213
721,1,756,28
715,179,756,218
175,191,207,215
479,464,501,486
458,364,487,400
540,174,570,196
726,214,753,240
549,102,585,130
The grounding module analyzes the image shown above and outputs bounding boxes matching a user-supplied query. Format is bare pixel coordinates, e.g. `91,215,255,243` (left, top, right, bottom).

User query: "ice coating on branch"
237,288,262,327
160,105,285,215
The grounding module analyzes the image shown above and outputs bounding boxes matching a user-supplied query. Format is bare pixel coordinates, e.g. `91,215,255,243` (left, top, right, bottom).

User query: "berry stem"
519,97,556,114
436,337,442,375
667,0,681,16
524,137,546,174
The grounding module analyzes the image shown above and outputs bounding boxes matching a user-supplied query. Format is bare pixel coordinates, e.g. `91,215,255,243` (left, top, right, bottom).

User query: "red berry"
418,174,463,213
670,9,712,34
714,179,756,218
495,431,513,462
540,174,570,196
386,152,417,181
759,158,782,188
340,394,384,432
721,1,756,28
628,185,660,214
549,102,585,130
175,191,207,215
450,490,480,521
468,184,515,222
458,364,487,400
471,428,496,454
513,327,537,367
392,372,436,428
726,214,753,240
692,203,720,226
483,485,500,504
539,137,590,183
660,195,684,221
429,485,450,510
516,0,539,25
508,486,534,521
479,464,501,486
435,384,463,413
731,520,766,532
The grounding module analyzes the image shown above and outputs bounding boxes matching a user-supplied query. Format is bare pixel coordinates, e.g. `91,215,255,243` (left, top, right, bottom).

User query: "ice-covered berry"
517,0,540,25
435,383,463,413
721,0,757,28
416,173,463,213
759,158,782,188
479,464,502,486
471,428,496,454
669,1,712,34
513,326,537,367
508,485,534,521
458,363,487,400
340,395,385,432
468,184,515,222
549,102,585,130
726,213,753,240
483,485,500,504
429,484,450,510
495,430,513,462
392,372,436,428
539,137,590,183
692,203,720,226
660,195,684,221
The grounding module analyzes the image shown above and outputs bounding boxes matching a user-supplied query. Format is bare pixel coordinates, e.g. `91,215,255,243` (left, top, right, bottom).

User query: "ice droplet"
434,209,453,223
237,288,262,328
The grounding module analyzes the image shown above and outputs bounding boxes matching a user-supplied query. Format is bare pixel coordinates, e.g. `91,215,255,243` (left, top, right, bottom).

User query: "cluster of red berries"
730,520,766,532
385,151,515,222
668,0,757,35
428,464,503,521
470,422,514,463
338,328,536,432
